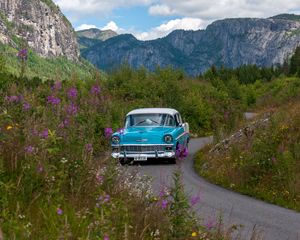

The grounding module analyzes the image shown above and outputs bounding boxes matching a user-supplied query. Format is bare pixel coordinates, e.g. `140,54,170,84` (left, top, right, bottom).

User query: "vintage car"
111,108,189,164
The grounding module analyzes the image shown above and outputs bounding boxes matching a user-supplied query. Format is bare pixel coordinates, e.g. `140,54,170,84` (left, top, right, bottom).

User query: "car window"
125,114,176,127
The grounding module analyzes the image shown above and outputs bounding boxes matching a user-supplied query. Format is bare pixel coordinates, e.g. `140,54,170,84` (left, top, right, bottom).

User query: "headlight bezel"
111,135,120,145
164,134,173,143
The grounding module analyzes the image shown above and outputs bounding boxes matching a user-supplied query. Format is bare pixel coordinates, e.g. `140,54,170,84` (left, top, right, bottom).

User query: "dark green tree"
290,46,300,76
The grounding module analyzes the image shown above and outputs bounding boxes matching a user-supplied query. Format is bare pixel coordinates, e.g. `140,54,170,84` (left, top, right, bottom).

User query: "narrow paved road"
132,137,300,240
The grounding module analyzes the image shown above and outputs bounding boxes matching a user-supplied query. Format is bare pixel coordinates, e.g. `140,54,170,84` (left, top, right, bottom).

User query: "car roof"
126,108,179,116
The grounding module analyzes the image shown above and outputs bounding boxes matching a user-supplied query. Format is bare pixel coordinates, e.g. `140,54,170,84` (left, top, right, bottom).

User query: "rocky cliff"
0,0,79,60
81,15,300,75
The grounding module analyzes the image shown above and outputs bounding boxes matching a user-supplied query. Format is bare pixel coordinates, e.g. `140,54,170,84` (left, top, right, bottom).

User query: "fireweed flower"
161,199,168,209
67,87,77,99
23,102,31,111
204,218,216,230
104,128,113,138
40,129,49,139
37,164,44,173
90,85,101,95
47,95,61,106
6,95,21,103
67,103,78,115
18,48,28,60
190,195,201,207
103,235,109,240
58,118,70,128
56,208,63,215
25,146,34,154
85,143,93,153
54,81,62,90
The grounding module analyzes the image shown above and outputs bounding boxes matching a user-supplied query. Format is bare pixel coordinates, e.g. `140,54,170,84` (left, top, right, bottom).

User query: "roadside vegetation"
195,47,300,211
0,48,263,239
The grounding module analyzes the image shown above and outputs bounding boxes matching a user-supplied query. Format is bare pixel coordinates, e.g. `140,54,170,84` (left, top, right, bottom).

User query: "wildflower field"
0,68,254,239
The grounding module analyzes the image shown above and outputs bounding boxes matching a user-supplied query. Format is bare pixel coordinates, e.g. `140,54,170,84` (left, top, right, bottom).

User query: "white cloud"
101,21,120,32
135,18,209,40
76,24,97,31
148,0,300,20
148,4,173,16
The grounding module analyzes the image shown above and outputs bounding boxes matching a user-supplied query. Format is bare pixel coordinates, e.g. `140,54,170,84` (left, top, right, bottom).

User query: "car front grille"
120,145,166,152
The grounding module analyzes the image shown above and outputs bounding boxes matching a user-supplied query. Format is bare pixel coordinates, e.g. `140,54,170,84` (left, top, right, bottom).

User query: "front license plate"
134,156,148,161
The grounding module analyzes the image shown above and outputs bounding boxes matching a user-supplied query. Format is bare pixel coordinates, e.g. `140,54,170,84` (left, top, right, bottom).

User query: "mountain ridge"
81,14,300,75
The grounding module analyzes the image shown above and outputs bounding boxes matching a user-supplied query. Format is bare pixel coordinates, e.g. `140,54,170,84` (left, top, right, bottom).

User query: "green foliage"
290,46,300,77
0,43,96,81
196,97,300,211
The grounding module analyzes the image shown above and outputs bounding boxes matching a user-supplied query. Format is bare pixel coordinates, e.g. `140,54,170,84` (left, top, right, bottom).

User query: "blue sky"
54,0,300,40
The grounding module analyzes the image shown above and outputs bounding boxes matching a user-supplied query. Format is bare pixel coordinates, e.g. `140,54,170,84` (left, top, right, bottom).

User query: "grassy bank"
195,78,300,211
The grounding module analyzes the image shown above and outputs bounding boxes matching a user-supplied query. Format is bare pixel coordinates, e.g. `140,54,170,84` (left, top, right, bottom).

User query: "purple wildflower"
37,164,44,173
18,48,28,60
161,199,168,209
31,129,39,136
103,235,109,240
25,146,34,154
85,143,93,153
47,95,61,106
117,128,125,135
40,129,49,139
104,194,110,203
67,103,78,115
190,195,201,207
6,95,21,103
271,156,277,164
56,208,63,215
204,218,216,230
104,128,113,138
67,87,77,99
90,85,101,95
182,147,188,158
54,81,62,90
58,118,70,128
96,174,104,185
23,102,31,111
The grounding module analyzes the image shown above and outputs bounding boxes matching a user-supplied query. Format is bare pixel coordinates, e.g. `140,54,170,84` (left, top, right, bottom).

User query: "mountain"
77,28,118,49
81,14,300,76
0,0,79,60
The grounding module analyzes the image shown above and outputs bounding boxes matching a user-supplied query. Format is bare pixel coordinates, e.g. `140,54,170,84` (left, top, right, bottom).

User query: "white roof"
127,108,179,116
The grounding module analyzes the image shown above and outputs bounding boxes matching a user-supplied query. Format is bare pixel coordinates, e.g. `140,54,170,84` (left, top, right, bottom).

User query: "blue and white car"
111,108,189,164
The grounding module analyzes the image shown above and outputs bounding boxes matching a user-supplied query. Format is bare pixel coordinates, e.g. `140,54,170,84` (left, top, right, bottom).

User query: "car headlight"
164,134,173,143
111,136,120,144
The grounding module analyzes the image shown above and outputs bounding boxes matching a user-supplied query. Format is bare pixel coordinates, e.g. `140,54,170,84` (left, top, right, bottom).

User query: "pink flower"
161,199,168,209
90,85,101,95
104,128,113,138
25,146,34,154
204,218,216,230
103,235,109,240
23,102,31,111
190,195,201,207
56,208,63,215
67,87,77,99
40,129,49,139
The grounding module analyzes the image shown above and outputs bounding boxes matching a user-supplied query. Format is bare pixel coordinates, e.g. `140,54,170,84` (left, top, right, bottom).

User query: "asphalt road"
131,137,300,240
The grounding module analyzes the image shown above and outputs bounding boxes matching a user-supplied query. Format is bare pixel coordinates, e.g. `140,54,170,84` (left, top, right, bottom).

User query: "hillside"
81,14,300,76
0,0,79,60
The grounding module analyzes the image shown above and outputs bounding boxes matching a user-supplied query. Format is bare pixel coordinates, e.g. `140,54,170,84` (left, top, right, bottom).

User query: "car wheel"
119,158,133,165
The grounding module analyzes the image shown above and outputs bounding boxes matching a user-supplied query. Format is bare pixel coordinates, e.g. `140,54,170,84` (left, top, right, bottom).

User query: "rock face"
0,0,79,60
82,15,300,75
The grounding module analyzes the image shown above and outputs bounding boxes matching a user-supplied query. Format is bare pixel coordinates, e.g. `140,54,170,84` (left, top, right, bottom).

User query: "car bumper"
111,151,176,159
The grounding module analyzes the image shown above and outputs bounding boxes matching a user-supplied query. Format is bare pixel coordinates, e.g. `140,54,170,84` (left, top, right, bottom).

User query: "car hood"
120,127,175,144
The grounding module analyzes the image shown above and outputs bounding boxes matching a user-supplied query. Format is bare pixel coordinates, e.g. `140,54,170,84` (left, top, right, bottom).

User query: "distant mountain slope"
77,28,118,49
81,14,300,76
0,0,79,60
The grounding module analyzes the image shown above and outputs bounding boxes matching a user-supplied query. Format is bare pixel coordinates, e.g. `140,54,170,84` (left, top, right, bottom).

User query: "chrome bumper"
111,151,176,159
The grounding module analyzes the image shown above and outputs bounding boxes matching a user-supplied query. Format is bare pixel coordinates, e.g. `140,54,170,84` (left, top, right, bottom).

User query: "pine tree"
290,46,300,76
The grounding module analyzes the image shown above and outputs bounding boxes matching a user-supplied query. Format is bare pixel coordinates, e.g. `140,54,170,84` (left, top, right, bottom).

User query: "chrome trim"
119,144,173,146
176,131,188,140
111,151,175,159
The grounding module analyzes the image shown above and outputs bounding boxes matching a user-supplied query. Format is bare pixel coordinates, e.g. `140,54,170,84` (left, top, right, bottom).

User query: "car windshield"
125,114,176,127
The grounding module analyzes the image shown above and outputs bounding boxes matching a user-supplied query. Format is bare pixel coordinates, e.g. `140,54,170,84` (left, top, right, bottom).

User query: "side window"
175,114,182,126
